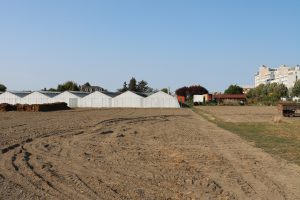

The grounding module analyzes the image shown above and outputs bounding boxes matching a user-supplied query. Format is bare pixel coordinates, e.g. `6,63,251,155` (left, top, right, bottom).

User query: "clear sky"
0,0,299,92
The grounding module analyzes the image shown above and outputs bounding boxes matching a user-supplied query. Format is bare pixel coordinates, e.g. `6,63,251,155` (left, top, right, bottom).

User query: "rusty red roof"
213,94,246,100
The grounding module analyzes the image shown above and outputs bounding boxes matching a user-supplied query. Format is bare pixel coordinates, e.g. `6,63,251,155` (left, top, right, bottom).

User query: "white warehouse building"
21,91,60,105
51,91,89,108
0,91,31,104
112,91,144,108
79,91,113,108
0,90,181,108
144,91,180,108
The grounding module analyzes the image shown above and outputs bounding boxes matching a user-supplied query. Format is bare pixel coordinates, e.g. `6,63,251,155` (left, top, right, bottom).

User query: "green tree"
161,88,169,94
274,83,288,99
137,80,152,93
118,81,128,92
224,84,243,94
48,88,57,92
118,78,154,93
83,82,91,87
0,84,7,92
246,83,288,105
292,80,300,97
57,81,79,92
128,77,137,91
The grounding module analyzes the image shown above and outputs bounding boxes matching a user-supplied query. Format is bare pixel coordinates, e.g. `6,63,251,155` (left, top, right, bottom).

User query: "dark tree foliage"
247,83,288,105
0,84,7,92
161,88,169,94
48,88,57,92
128,77,137,91
83,82,91,87
175,85,208,98
175,86,189,97
118,78,154,93
118,81,128,92
188,85,209,96
292,80,300,97
137,80,149,93
224,84,243,94
57,81,79,92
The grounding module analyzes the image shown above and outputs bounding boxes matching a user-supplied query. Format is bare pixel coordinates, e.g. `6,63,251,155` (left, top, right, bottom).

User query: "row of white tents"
0,90,180,108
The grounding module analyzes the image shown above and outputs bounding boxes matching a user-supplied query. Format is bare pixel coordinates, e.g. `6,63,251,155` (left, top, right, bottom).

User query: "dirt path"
0,109,300,199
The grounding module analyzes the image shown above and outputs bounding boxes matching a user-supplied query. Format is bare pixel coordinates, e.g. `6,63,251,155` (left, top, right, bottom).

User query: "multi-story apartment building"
254,65,300,88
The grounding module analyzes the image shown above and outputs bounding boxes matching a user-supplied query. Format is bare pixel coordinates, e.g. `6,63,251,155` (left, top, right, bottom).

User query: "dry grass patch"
194,106,300,165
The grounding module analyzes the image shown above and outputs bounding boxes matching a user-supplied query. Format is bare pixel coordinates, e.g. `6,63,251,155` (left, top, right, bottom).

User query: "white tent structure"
51,91,89,107
21,91,60,105
112,91,144,108
79,91,112,108
144,91,180,108
0,91,31,104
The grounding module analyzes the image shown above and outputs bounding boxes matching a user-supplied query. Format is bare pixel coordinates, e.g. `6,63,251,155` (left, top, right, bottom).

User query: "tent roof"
37,91,61,98
102,91,121,98
146,91,174,98
67,91,90,98
7,91,32,98
132,91,151,97
114,90,145,98
83,91,113,98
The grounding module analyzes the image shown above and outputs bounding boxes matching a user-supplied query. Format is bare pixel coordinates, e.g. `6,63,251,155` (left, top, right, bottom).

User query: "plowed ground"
0,108,300,199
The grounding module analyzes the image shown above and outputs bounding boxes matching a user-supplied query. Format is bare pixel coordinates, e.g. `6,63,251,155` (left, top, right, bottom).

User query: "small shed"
193,94,212,104
21,91,60,105
79,91,112,108
293,96,300,103
193,95,205,103
51,91,89,107
0,91,31,105
144,91,180,108
112,91,144,108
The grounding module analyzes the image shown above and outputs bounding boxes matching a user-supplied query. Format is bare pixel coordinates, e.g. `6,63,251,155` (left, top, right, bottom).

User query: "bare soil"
198,106,281,122
1,108,300,199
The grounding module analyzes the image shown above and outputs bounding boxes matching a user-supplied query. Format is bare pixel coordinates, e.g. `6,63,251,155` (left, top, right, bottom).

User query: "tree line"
118,78,155,93
0,78,170,94
247,80,300,105
2,79,299,103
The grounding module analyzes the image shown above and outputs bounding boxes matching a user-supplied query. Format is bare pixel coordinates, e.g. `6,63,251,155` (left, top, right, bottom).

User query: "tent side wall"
144,92,180,108
79,92,112,108
21,92,51,105
0,92,23,105
112,92,144,108
1,90,181,108
51,92,80,107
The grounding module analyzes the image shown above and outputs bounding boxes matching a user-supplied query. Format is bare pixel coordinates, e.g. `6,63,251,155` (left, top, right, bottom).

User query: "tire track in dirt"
1,108,300,199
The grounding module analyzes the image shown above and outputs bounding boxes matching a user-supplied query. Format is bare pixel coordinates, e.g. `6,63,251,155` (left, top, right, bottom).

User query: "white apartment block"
254,65,300,88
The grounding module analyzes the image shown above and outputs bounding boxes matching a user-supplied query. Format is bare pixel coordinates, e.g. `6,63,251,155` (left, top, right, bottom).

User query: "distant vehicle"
278,102,300,117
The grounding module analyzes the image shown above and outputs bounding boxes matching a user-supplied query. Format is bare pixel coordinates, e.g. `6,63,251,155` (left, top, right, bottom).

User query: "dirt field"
198,106,281,122
1,108,300,199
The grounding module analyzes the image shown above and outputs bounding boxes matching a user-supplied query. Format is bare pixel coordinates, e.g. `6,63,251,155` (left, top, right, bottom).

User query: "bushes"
292,80,300,97
224,84,243,94
247,83,288,105
0,84,6,92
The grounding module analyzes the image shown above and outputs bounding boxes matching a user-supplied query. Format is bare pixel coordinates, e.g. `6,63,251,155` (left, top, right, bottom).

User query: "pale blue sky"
0,0,299,92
